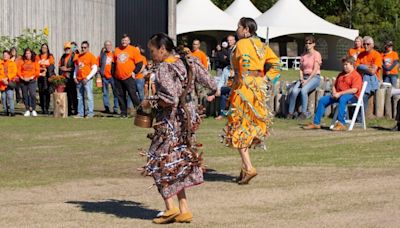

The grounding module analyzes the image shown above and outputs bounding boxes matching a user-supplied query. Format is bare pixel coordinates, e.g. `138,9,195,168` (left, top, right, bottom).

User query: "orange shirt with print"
347,47,365,60
114,45,143,80
18,59,40,80
0,60,18,91
97,51,114,79
36,54,55,77
135,56,147,80
75,52,97,81
381,51,399,75
335,70,363,98
356,50,383,79
191,49,208,69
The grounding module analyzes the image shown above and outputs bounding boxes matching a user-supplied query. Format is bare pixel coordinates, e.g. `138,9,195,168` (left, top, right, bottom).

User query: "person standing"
18,48,40,117
98,40,118,114
114,34,142,118
355,36,382,117
73,41,98,118
347,36,364,60
10,47,23,104
0,50,18,116
191,39,208,69
223,17,279,185
382,41,399,88
141,33,216,224
134,47,147,102
287,35,322,119
59,42,78,116
36,43,55,114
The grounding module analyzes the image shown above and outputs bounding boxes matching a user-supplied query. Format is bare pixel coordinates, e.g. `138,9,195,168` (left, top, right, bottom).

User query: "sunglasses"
363,43,372,46
81,46,88,49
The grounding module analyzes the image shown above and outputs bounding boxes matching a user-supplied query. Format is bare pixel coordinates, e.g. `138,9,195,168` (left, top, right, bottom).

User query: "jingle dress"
224,37,280,149
143,56,216,199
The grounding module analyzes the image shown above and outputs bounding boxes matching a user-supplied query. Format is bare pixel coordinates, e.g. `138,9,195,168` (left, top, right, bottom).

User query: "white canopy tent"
255,0,358,40
224,0,262,21
177,0,237,35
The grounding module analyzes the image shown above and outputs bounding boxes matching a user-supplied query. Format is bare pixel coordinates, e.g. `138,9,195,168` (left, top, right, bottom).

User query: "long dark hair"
149,33,175,52
10,47,18,58
22,48,36,61
239,17,258,36
39,43,53,59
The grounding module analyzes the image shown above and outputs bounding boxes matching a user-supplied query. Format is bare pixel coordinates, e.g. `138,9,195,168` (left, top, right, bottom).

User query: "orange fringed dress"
224,37,280,149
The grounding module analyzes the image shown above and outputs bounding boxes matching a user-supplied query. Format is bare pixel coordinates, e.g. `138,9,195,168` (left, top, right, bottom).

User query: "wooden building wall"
0,0,115,63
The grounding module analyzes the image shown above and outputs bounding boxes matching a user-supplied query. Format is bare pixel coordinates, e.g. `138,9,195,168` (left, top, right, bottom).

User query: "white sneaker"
24,110,31,117
31,110,38,117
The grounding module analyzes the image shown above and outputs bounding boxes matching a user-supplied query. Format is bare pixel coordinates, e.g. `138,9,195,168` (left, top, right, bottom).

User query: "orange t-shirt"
191,49,208,69
36,54,55,77
18,59,40,80
347,47,365,60
135,56,147,80
75,52,97,81
0,60,18,91
335,70,363,98
381,51,399,75
98,51,114,79
114,45,143,80
36,54,55,67
356,50,383,79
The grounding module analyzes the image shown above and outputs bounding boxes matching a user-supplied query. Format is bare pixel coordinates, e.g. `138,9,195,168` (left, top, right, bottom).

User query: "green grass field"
1,89,400,227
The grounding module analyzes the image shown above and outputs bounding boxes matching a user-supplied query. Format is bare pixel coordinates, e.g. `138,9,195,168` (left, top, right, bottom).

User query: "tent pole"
266,27,269,44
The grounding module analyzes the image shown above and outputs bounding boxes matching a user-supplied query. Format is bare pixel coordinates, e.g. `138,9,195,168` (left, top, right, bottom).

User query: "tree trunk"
367,94,375,118
384,87,392,119
53,92,68,118
375,88,385,118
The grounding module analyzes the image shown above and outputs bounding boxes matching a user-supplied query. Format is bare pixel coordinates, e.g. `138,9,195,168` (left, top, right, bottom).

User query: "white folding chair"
292,56,301,70
330,81,368,131
280,56,289,71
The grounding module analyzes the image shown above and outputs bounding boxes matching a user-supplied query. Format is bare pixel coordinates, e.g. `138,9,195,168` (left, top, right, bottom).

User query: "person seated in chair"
287,35,322,119
304,56,362,131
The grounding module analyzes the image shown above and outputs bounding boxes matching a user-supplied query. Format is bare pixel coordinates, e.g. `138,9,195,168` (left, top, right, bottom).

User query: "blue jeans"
102,77,119,112
383,74,398,88
288,75,321,114
314,94,357,125
135,78,145,102
219,86,231,115
1,89,15,113
76,79,94,117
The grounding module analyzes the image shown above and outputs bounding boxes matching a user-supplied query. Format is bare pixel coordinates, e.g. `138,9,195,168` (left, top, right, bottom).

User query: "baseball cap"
222,41,228,48
64,42,72,49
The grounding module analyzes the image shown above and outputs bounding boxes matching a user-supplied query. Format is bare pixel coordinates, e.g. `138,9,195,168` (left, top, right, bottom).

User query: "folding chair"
280,56,289,71
292,56,301,70
330,81,368,131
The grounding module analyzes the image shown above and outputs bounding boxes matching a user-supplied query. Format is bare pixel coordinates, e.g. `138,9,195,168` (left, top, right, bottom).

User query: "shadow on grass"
204,168,236,182
66,199,158,220
371,126,396,131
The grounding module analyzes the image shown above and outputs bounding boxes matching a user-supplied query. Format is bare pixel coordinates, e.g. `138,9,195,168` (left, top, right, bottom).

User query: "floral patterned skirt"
143,103,204,199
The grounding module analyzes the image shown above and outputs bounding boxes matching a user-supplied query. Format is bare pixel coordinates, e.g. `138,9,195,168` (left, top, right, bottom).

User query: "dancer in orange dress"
224,17,280,185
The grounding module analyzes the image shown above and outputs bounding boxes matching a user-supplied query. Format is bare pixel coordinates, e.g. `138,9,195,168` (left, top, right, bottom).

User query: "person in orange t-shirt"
73,41,98,118
10,47,23,104
18,48,40,117
134,47,147,102
305,56,362,131
381,41,399,87
98,40,118,114
114,34,143,117
1,50,18,116
36,43,56,114
355,36,382,118
347,36,365,60
191,39,209,69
